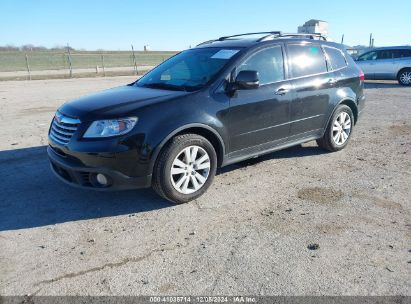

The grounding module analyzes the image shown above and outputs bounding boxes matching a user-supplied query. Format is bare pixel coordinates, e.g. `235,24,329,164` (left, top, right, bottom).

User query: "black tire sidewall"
326,105,354,151
156,135,217,204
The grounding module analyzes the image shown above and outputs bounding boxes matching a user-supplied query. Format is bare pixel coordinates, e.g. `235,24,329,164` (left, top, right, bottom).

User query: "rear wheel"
397,69,411,86
317,105,354,152
152,134,217,204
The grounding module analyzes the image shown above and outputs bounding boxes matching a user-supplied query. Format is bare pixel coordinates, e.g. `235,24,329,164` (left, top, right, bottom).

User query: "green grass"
0,50,177,72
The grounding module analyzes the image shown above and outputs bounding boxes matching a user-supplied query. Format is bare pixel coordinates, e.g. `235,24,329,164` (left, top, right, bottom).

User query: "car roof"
370,46,411,51
195,37,344,50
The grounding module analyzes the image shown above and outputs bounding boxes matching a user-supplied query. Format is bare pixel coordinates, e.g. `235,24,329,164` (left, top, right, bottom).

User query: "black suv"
48,32,365,204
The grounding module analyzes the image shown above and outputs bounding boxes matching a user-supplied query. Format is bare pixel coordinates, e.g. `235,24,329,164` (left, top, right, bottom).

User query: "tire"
316,105,354,152
152,133,217,204
397,68,411,86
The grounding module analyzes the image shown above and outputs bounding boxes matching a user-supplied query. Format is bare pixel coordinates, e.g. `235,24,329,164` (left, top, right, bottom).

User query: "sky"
1,0,410,51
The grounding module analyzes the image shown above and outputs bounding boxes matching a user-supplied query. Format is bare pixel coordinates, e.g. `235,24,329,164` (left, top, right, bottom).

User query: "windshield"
136,48,241,91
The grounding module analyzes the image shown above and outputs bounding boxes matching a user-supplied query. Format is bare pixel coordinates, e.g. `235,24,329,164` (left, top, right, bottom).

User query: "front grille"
49,112,80,145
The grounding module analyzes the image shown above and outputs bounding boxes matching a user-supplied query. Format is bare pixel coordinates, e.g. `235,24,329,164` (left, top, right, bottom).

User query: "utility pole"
341,34,344,44
369,33,373,48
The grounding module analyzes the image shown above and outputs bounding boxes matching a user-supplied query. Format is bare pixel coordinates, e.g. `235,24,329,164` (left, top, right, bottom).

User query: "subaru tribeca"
48,31,365,204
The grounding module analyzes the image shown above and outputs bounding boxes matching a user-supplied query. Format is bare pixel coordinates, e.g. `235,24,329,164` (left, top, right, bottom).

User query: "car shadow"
0,144,326,231
364,81,400,89
0,146,171,232
218,144,325,174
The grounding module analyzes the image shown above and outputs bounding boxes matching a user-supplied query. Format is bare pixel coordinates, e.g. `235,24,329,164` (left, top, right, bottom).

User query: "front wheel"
152,134,217,204
397,69,411,86
317,104,354,152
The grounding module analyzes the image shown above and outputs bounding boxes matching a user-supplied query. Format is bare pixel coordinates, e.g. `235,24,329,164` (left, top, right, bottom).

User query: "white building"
298,19,329,37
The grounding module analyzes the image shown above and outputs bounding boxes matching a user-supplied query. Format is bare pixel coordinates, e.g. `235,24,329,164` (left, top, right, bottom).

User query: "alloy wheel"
170,145,211,194
332,112,352,146
400,71,411,85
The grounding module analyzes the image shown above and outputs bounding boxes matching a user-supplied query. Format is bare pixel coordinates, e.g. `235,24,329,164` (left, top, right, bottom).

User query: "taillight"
359,70,365,81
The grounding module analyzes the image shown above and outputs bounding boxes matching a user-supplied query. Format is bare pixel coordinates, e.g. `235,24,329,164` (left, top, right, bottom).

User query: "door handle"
275,88,289,95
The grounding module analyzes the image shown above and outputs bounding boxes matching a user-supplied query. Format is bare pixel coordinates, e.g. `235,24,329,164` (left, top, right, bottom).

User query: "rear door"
393,49,411,75
286,43,335,138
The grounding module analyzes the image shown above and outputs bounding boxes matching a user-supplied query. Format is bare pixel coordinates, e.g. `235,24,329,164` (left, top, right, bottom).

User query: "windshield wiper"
141,83,187,91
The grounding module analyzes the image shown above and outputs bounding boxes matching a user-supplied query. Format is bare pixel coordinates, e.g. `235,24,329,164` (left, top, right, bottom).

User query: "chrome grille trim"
49,112,80,145
51,125,73,136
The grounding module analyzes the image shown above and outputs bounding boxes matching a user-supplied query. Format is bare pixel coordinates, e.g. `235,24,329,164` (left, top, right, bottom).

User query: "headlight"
83,117,138,138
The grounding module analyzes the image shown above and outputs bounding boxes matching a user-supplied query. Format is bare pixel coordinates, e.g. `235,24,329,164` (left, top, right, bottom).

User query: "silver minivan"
355,46,411,85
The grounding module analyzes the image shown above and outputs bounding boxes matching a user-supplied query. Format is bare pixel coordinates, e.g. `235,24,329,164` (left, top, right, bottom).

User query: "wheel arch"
339,99,359,125
150,123,226,171
322,98,358,137
397,67,411,79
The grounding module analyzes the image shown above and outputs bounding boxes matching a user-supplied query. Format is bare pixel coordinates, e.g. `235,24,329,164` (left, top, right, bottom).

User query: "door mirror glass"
234,70,260,89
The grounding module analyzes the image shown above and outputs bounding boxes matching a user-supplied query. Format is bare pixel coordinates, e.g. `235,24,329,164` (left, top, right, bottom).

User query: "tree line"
0,44,75,51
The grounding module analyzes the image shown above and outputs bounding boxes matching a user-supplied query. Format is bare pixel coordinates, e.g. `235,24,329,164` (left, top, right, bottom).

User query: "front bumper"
48,145,152,190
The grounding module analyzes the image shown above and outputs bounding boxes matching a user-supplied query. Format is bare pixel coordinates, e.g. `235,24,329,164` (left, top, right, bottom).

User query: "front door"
356,50,378,79
227,45,293,152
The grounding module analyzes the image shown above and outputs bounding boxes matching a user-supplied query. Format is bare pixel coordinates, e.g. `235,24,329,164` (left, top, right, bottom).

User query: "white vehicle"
355,46,411,86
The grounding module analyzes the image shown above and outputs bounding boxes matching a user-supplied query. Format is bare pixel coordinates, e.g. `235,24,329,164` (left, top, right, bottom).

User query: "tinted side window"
357,51,377,61
288,44,327,78
324,46,347,70
377,50,394,59
394,49,411,58
237,46,284,84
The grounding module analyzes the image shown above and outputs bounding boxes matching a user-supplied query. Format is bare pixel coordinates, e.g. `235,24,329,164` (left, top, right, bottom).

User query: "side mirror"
234,70,260,90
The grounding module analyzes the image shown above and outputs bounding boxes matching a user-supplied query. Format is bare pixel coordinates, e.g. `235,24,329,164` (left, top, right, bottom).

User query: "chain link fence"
0,50,176,80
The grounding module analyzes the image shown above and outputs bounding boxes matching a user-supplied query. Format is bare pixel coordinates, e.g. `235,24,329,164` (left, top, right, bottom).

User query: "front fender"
149,122,226,171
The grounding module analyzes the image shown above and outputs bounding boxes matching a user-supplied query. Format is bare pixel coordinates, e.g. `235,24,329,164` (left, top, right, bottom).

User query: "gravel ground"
0,77,410,296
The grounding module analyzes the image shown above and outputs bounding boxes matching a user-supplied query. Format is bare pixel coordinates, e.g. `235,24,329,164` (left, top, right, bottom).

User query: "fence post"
131,44,138,75
25,53,31,80
67,44,73,78
101,54,106,77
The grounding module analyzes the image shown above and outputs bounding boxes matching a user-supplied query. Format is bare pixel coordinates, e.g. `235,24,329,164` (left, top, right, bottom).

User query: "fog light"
96,173,108,186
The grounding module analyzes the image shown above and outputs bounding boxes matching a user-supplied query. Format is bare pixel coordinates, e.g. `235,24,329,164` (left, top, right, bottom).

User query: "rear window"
324,46,347,70
288,44,328,78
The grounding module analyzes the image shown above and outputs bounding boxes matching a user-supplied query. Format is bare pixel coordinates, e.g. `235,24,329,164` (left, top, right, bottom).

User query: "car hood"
58,85,189,120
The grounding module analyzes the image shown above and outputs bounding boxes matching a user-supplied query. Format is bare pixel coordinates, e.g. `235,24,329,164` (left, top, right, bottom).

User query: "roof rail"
196,31,327,46
217,31,282,41
279,33,327,41
196,39,218,46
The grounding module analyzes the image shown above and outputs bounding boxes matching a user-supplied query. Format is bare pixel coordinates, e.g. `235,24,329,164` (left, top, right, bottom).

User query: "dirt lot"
0,77,410,296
